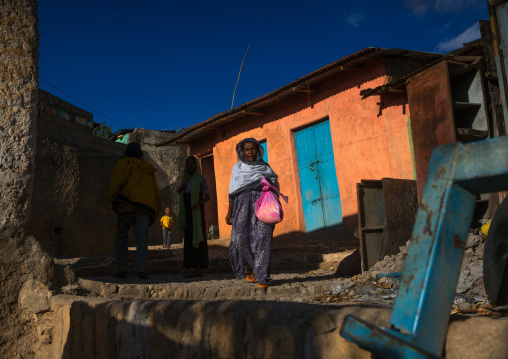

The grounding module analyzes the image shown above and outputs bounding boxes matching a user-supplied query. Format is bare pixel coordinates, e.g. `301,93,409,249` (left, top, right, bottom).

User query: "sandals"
246,273,269,288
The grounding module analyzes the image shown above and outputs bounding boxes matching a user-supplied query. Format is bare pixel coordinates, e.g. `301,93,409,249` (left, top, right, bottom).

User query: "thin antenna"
231,44,250,109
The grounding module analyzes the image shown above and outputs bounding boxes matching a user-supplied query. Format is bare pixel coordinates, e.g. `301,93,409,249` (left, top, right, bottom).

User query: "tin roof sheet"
158,47,443,146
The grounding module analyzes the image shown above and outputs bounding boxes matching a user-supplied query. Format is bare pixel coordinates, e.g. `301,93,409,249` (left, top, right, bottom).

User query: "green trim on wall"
407,116,416,180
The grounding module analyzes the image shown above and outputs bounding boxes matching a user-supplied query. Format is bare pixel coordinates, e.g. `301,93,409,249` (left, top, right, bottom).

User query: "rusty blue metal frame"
340,136,508,358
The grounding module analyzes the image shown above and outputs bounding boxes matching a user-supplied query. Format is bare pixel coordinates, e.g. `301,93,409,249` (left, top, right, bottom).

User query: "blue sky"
38,0,489,133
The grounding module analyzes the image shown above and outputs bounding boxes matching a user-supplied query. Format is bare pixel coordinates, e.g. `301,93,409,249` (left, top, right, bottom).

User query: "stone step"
60,247,356,278
76,271,336,302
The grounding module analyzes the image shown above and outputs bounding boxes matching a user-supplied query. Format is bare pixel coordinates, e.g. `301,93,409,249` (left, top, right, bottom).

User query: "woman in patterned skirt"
226,138,279,288
178,156,210,278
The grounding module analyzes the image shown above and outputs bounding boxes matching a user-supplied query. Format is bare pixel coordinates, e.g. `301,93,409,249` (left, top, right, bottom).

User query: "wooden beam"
205,125,220,129
387,88,406,93
292,87,314,93
242,110,264,116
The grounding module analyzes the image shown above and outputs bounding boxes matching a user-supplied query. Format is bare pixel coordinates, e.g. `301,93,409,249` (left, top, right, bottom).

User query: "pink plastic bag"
255,178,289,225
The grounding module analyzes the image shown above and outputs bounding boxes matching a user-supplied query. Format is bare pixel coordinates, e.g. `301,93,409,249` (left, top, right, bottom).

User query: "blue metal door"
295,121,342,231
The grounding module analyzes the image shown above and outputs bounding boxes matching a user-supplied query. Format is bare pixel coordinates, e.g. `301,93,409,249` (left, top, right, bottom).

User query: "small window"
259,140,268,163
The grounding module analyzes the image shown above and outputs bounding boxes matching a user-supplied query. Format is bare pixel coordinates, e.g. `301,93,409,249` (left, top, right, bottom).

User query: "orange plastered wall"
198,61,414,239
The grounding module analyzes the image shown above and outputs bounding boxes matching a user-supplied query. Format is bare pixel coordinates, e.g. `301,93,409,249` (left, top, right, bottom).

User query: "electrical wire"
42,74,223,106
35,150,124,157
41,0,149,35
39,77,132,128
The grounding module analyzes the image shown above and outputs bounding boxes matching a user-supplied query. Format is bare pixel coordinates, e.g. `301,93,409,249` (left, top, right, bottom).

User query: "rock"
56,264,77,286
476,242,485,259
18,279,53,314
465,234,482,249
34,312,54,344
457,301,472,311
335,249,361,276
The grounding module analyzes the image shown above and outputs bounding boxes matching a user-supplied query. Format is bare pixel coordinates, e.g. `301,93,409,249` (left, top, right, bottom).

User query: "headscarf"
178,156,205,248
228,138,278,199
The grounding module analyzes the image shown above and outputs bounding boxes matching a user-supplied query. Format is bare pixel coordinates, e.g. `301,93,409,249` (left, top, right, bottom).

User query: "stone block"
81,306,96,359
51,303,72,359
177,302,209,358
18,279,52,314
37,117,47,129
75,116,87,126
71,128,85,139
53,132,65,144
53,115,66,128
59,100,72,112
56,265,77,286
64,135,79,147
60,126,72,136
34,311,54,344
117,285,147,298
45,120,58,134
64,119,77,130
70,302,86,359
73,106,93,120
93,143,105,153
203,287,219,299
101,301,129,359
46,106,58,116
145,303,169,357
77,138,89,150
39,127,53,139
95,302,114,359
39,111,53,122
39,90,48,99
46,92,61,106
115,303,134,359
57,109,70,120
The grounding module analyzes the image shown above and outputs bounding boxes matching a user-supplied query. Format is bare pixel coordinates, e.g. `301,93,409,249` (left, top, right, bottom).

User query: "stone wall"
0,1,56,357
37,89,126,154
31,136,124,258
128,128,189,244
31,123,188,257
32,90,126,258
32,103,190,256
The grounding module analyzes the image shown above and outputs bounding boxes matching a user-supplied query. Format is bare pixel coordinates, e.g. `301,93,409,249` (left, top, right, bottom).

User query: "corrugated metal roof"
158,47,443,146
359,55,448,99
359,53,484,99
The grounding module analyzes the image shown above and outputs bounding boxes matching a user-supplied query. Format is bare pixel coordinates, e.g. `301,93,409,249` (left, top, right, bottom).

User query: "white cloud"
436,22,480,52
434,22,451,34
403,0,433,14
347,12,365,27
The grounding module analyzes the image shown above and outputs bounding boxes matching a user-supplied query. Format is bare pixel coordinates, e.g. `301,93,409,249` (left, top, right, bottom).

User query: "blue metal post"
341,136,508,358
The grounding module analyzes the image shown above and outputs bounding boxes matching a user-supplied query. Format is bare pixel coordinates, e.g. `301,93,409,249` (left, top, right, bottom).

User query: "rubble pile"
316,233,500,315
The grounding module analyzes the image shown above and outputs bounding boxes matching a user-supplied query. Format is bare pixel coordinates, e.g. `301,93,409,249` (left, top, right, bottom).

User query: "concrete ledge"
46,295,508,359
49,295,392,359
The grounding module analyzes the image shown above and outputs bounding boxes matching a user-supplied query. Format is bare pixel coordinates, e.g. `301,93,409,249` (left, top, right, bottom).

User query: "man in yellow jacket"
109,142,161,279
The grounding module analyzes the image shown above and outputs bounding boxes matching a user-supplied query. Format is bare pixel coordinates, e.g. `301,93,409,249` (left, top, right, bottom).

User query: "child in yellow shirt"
160,207,173,248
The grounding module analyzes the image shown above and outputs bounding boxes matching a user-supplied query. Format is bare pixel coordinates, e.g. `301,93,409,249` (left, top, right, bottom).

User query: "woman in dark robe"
226,138,279,287
178,156,210,277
